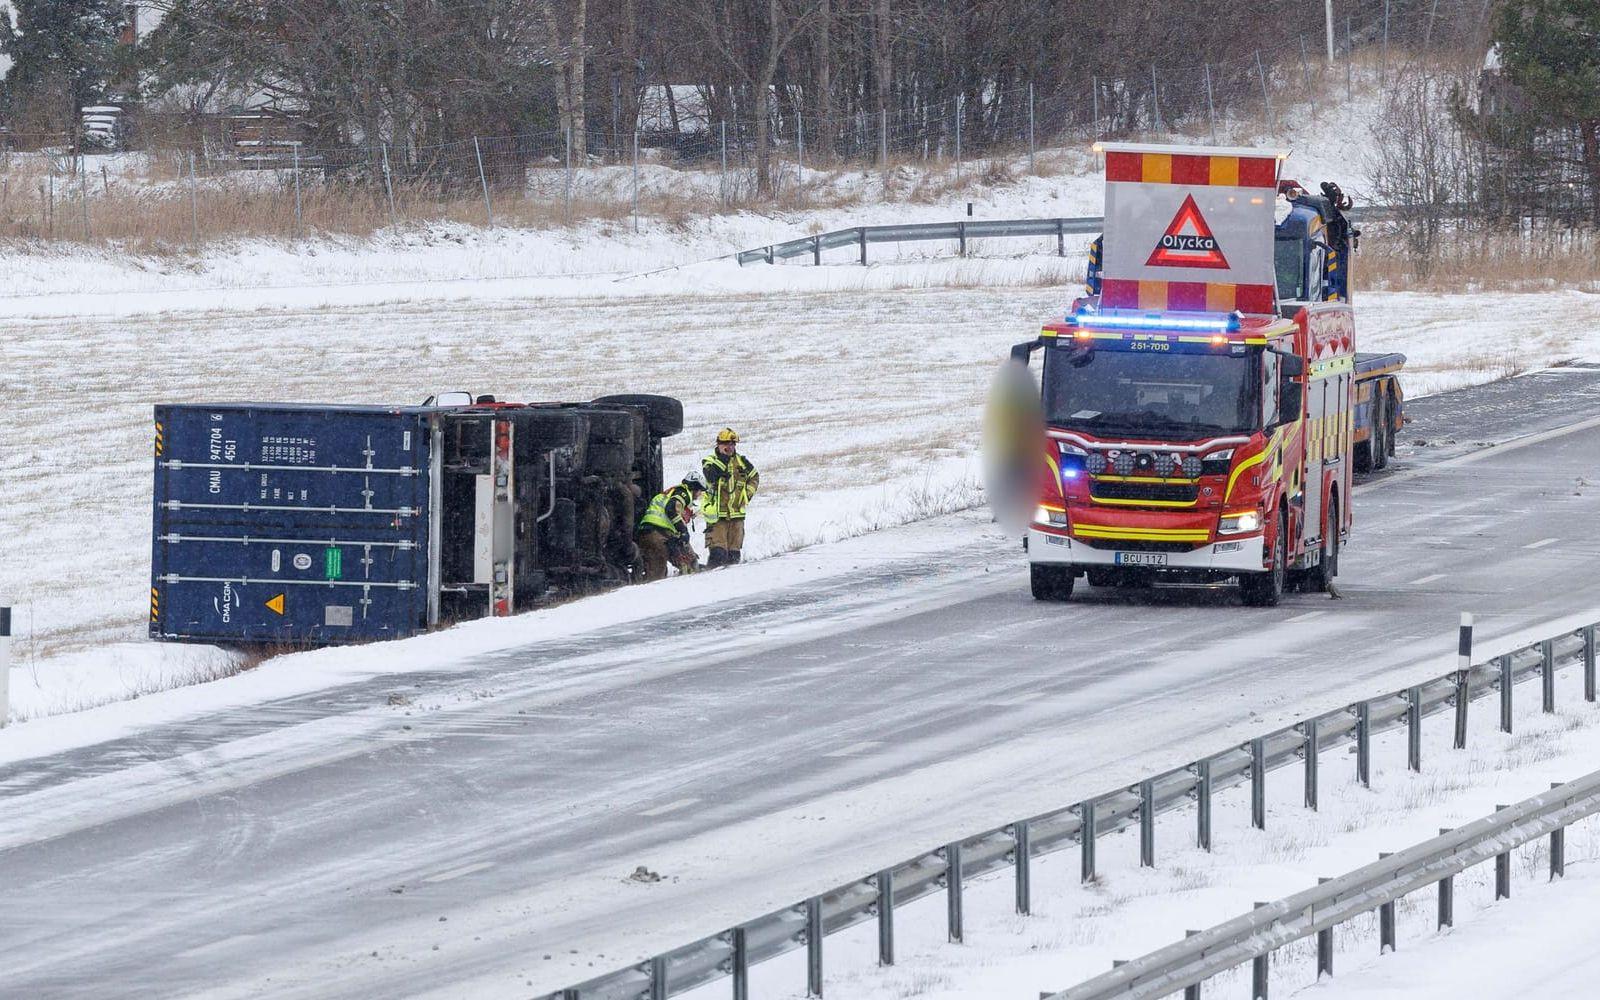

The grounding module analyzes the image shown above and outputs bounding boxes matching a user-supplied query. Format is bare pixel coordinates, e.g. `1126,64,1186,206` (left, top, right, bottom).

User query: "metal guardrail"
1051,765,1600,1000
550,616,1599,1000
732,205,1410,267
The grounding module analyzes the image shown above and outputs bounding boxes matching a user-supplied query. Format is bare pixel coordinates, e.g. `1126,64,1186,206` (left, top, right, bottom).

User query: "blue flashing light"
1062,469,1080,480
1069,309,1243,333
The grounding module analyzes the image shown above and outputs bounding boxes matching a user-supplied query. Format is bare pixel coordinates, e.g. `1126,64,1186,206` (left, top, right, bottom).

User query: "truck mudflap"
1028,526,1266,575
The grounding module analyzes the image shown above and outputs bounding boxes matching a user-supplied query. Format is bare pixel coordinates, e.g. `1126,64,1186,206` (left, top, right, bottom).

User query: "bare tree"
541,0,588,158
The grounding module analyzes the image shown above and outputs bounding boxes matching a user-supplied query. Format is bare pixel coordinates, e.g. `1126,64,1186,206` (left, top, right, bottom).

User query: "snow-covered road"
4,370,1600,999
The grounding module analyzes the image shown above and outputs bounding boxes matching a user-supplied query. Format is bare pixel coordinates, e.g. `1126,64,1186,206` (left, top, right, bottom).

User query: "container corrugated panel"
151,403,433,644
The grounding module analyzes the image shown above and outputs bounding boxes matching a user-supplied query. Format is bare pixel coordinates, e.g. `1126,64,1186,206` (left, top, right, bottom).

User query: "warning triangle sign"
265,594,286,616
1145,194,1230,270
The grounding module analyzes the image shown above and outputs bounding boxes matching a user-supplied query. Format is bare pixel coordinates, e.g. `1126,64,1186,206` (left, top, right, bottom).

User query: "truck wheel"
1240,511,1286,607
1372,395,1389,471
1031,564,1075,601
1313,500,1340,592
592,394,685,438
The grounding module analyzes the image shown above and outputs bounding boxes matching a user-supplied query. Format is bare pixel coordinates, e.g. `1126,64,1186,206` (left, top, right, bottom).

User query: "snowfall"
3,72,1600,1000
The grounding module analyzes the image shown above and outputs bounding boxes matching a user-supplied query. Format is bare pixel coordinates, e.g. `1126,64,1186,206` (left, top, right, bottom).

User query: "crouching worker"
636,472,706,582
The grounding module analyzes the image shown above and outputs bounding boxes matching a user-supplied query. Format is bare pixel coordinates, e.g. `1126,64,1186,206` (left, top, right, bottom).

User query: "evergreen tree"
1492,0,1600,224
0,0,126,141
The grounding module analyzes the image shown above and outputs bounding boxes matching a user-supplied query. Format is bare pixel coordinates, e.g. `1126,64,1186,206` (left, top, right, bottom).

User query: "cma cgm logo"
1146,194,1230,270
215,581,242,623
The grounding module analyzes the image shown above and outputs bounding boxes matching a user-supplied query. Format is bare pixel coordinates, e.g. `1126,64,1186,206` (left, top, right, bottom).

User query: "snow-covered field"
673,642,1600,1000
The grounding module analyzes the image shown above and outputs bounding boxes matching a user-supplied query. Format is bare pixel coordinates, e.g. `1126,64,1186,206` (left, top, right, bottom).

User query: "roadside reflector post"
0,605,10,728
1251,903,1270,999
1406,686,1422,772
1499,655,1514,733
731,926,749,1000
1080,800,1097,882
1584,624,1597,702
1495,807,1511,899
1194,759,1213,851
805,896,823,996
1551,784,1566,879
1541,639,1556,713
1250,738,1266,829
1013,820,1032,914
875,869,894,965
1303,718,1320,810
1452,670,1470,750
1138,780,1155,867
1355,702,1371,788
943,843,964,943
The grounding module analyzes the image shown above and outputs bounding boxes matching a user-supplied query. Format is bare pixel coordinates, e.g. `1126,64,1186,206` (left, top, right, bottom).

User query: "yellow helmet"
716,427,740,444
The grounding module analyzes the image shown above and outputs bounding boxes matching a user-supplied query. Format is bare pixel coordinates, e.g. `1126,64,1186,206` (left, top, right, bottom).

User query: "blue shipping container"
151,404,434,644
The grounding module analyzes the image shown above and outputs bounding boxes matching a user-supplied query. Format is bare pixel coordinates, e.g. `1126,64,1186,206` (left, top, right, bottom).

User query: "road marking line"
423,861,493,884
1356,411,1600,495
1409,573,1446,585
823,740,883,758
1285,611,1326,623
1525,537,1559,550
640,797,698,817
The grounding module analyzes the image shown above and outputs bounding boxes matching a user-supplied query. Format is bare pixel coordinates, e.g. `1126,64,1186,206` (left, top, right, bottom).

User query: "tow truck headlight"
1218,510,1261,535
1201,448,1235,476
1034,505,1068,526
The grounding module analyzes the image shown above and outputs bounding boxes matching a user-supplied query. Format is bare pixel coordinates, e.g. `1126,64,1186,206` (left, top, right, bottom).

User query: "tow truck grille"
1090,480,1199,504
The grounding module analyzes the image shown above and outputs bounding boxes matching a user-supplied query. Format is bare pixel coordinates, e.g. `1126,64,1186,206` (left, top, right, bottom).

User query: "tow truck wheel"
1314,500,1340,592
1240,511,1286,607
1371,396,1389,471
1031,564,1075,602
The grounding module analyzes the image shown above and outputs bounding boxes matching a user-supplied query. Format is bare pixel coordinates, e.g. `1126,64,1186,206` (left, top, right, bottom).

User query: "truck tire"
1313,498,1340,592
1031,564,1075,601
1371,394,1389,471
1240,510,1286,607
592,394,684,438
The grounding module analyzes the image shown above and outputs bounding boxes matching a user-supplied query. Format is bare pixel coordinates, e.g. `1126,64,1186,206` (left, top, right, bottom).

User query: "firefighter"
636,472,705,582
702,428,760,567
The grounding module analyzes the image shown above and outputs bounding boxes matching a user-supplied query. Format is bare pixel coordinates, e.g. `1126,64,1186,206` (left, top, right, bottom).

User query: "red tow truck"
1012,144,1404,606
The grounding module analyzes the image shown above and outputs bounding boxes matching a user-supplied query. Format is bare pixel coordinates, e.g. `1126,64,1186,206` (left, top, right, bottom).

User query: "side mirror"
1010,340,1041,365
1279,378,1304,423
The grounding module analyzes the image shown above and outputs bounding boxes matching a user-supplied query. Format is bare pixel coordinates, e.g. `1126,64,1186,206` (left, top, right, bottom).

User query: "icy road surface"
4,371,1600,999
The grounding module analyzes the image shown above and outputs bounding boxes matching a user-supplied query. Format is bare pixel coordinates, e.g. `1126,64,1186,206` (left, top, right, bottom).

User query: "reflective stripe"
1073,525,1211,542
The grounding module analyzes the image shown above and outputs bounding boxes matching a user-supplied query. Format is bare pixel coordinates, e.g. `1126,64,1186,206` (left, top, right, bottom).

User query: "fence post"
380,143,398,227
1138,780,1155,867
1382,0,1391,83
473,137,493,227
1091,76,1100,139
1541,639,1556,713
631,131,640,233
1250,737,1266,829
1195,759,1212,851
187,151,199,244
879,107,888,167
1407,686,1422,772
1080,799,1097,882
292,143,303,233
944,842,963,942
1150,65,1162,132
1346,15,1354,101
875,869,894,965
1299,36,1312,89
564,125,573,221
1013,821,1031,914
1027,82,1036,172
720,121,728,205
1303,717,1319,810
1356,701,1371,787
0,606,11,728
797,110,805,177
1203,64,1217,143
1323,0,1335,61
1255,50,1276,134
805,896,823,997
1586,624,1597,702
80,154,90,239
731,926,749,1000
954,94,963,183
1499,655,1514,733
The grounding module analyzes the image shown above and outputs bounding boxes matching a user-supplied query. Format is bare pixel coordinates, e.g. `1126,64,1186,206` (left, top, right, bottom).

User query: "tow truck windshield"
1043,341,1260,440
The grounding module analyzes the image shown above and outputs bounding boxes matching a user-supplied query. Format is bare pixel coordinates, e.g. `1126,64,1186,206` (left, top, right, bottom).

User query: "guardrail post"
1080,800,1097,882
805,895,823,996
0,606,10,729
1499,655,1514,733
1250,738,1266,829
1355,702,1371,788
812,234,821,266
1495,806,1511,899
1014,821,1032,914
876,870,894,965
1584,624,1597,703
649,955,667,1000
1437,873,1454,929
1541,639,1556,713
1453,670,1469,749
1056,218,1065,257
1195,760,1212,851
957,220,966,257
1379,899,1396,953
1183,930,1202,999
731,927,749,1000
1251,903,1270,999
858,227,867,266
1303,718,1319,810
1315,910,1333,978
1407,686,1422,772
944,843,963,943
1551,783,1566,879
1139,780,1155,867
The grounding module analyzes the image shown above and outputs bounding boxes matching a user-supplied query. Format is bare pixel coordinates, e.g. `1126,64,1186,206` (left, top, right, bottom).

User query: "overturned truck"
149,393,682,645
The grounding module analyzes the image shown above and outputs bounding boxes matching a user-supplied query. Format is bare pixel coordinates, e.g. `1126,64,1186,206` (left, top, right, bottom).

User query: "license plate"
1115,552,1168,567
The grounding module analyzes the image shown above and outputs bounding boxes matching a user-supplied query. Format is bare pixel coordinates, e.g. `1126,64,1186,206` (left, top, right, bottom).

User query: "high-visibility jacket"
638,483,695,537
701,452,759,523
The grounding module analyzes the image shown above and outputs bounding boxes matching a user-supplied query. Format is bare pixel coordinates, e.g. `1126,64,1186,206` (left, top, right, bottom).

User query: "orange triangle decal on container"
265,594,286,616
1145,194,1230,270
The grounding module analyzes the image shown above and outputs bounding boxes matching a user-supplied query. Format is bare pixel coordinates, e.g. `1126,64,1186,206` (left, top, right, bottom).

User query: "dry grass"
1356,227,1600,293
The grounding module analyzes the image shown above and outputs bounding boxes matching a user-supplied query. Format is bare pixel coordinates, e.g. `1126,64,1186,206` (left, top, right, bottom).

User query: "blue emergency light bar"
1067,308,1243,333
